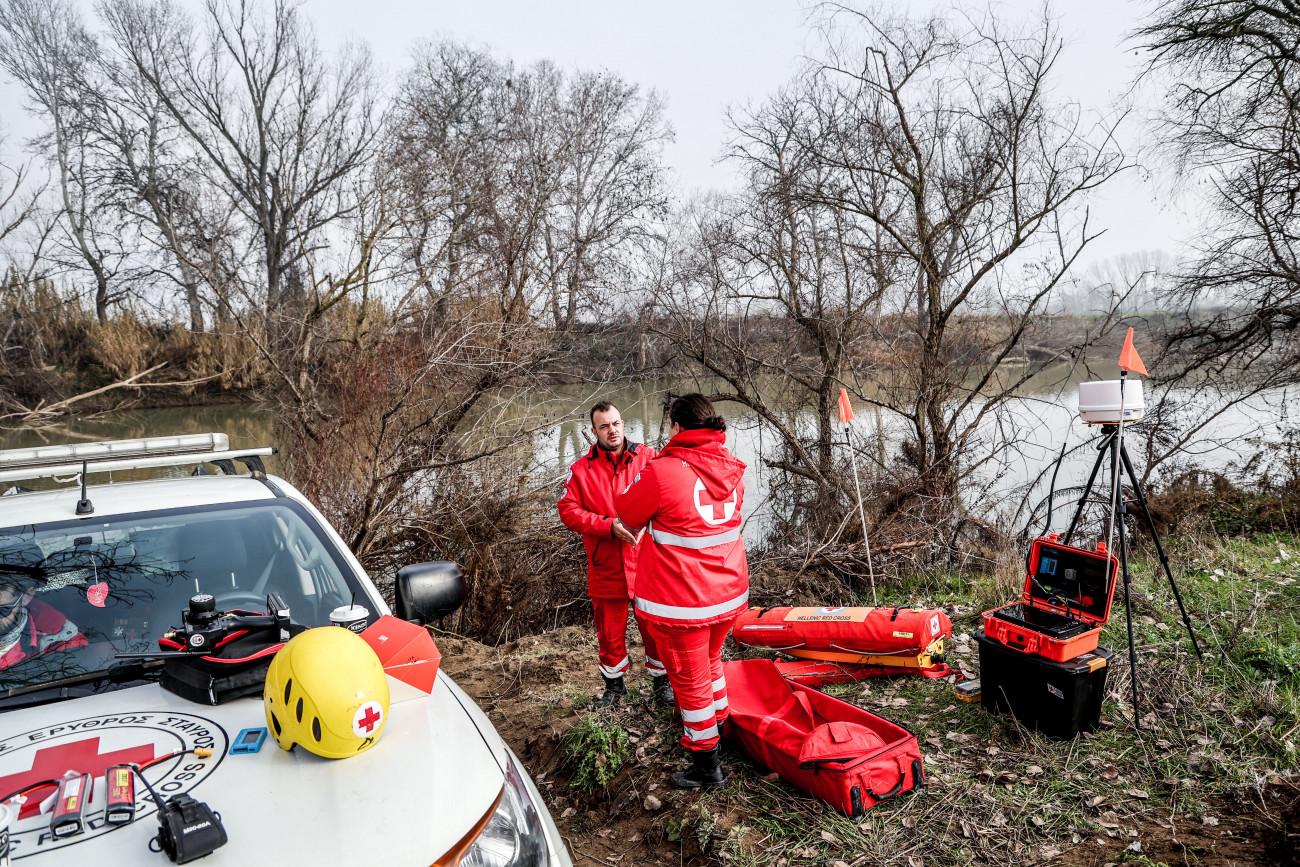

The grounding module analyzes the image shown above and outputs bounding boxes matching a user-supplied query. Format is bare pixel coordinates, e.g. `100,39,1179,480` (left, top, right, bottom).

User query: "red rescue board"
732,606,952,676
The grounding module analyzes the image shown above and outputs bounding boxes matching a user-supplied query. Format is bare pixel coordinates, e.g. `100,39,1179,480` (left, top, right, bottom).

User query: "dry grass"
0,277,265,413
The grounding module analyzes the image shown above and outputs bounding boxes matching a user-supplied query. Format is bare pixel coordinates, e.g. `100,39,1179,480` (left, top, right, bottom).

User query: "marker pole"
844,423,878,607
1106,370,1128,553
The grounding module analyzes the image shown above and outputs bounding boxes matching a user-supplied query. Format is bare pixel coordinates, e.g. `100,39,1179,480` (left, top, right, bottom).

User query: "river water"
546,371,1290,541
0,370,1287,542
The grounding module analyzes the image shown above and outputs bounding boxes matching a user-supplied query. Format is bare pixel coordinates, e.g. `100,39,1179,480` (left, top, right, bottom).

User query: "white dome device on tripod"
1077,380,1144,424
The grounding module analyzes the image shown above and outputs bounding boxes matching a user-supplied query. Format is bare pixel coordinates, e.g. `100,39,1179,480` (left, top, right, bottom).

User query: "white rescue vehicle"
0,434,572,867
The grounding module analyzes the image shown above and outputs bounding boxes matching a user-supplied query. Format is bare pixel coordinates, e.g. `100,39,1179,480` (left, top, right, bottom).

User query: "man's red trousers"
644,618,734,751
593,598,665,680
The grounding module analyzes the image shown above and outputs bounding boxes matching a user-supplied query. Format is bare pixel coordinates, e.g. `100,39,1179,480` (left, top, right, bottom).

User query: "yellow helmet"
263,626,390,759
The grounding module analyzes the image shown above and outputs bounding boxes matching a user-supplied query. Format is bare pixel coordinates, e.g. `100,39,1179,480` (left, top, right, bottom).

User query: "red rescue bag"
732,606,952,676
723,659,925,817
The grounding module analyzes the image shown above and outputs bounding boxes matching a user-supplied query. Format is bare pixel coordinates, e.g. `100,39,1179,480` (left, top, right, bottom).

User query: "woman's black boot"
652,675,675,705
670,746,725,790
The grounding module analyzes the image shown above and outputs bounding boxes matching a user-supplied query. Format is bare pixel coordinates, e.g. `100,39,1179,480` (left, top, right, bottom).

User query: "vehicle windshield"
0,499,371,693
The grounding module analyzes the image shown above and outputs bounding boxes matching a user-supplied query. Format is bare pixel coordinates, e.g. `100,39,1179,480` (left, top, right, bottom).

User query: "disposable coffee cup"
1,800,14,867
330,604,370,634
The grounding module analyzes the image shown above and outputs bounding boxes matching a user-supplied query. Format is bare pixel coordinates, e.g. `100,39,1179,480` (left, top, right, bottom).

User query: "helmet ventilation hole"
312,718,322,742
283,679,292,704
295,697,304,723
270,713,281,736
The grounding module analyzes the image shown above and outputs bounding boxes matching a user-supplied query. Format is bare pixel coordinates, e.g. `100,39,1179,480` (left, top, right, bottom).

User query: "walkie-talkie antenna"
75,460,94,516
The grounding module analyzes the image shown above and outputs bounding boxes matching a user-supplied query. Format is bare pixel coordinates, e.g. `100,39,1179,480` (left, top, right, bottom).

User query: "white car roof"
0,475,277,528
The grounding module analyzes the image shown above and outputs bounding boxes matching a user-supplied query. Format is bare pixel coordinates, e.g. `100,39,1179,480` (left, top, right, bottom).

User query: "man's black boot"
670,745,726,790
593,675,626,709
652,675,675,705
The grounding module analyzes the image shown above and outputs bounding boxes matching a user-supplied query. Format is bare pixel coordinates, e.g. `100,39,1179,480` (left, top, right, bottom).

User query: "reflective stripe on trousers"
593,598,665,680
683,722,719,742
598,656,629,679
713,675,728,713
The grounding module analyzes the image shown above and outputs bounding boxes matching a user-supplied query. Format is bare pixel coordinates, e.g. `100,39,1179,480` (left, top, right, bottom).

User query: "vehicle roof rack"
0,433,277,485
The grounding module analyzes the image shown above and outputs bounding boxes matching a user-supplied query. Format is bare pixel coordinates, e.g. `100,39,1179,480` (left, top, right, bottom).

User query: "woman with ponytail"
615,393,748,789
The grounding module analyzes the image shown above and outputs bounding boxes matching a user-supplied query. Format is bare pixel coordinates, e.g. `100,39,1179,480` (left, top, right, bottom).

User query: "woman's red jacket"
614,428,749,627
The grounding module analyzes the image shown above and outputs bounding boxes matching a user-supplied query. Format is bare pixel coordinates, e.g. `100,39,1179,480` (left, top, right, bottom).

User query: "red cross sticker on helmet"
352,701,385,738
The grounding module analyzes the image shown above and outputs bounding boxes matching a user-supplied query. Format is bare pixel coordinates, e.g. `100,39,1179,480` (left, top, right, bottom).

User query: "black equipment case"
975,628,1114,738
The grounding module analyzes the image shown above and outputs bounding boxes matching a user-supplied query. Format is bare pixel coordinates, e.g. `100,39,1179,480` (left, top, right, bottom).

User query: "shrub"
562,711,632,793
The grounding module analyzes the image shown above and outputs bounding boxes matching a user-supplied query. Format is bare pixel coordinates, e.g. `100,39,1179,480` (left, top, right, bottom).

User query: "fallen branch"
885,540,927,553
125,371,224,389
0,363,168,424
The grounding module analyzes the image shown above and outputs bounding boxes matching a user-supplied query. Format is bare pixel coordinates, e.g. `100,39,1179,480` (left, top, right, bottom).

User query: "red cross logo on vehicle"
0,737,156,819
693,478,736,526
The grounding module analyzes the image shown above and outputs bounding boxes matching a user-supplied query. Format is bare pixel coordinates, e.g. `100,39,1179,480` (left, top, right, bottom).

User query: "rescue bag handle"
792,689,815,725
868,756,911,802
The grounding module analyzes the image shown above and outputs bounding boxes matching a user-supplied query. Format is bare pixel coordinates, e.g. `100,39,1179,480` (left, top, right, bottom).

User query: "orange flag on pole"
838,388,855,424
1117,327,1148,377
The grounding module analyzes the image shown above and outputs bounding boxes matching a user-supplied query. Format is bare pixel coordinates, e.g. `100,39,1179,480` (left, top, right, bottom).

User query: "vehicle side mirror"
394,561,466,625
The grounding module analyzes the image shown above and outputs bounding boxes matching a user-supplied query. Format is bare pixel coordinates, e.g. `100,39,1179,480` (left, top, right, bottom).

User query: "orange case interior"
982,535,1119,663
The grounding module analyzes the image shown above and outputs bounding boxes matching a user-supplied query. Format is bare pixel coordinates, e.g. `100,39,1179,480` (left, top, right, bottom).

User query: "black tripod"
1060,424,1203,731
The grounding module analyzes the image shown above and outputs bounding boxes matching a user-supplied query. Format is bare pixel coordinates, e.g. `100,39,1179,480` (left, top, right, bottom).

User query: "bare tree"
89,19,214,331
0,0,133,322
102,0,379,325
798,4,1127,539
390,43,670,329
543,68,671,331
0,143,45,260
258,42,672,627
1136,1,1300,387
1060,250,1174,316
659,84,889,538
659,3,1129,558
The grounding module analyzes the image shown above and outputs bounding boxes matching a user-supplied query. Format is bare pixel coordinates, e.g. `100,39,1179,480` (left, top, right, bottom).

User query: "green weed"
561,710,633,793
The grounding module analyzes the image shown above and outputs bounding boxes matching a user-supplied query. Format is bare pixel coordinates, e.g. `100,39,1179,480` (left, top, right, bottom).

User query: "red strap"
755,693,797,751
792,690,815,726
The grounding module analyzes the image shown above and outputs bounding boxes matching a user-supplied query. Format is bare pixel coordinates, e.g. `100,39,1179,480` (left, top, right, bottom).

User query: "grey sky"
0,0,1192,267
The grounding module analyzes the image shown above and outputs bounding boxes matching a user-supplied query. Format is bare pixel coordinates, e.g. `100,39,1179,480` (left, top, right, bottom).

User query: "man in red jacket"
558,401,672,707
0,543,87,672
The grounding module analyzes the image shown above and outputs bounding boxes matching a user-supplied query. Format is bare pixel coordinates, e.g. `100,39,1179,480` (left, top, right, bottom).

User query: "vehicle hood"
1,674,505,866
